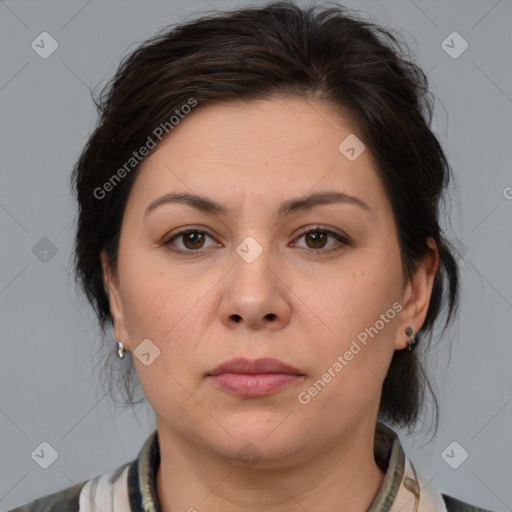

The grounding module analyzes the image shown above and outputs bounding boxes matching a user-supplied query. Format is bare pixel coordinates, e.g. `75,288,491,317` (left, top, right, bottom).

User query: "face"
102,97,437,465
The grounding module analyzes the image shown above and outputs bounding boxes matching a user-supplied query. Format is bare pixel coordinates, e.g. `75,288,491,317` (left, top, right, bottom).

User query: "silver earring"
116,341,125,359
405,327,416,351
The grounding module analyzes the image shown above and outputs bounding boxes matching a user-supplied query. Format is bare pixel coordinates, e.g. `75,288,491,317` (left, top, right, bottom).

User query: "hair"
71,1,460,435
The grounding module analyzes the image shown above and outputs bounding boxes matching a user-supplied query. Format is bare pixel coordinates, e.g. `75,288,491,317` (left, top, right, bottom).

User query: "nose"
218,242,292,331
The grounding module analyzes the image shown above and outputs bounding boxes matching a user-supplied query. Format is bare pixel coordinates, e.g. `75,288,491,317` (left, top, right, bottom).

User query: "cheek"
118,245,193,336
311,259,400,332
298,250,402,379
118,253,208,375
118,265,204,412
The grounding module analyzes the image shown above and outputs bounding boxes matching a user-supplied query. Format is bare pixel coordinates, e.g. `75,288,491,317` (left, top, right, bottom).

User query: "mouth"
206,357,305,398
208,357,304,376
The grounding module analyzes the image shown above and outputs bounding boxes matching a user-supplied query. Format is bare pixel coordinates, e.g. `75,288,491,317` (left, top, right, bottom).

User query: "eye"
164,226,349,256
165,229,218,253
292,227,349,254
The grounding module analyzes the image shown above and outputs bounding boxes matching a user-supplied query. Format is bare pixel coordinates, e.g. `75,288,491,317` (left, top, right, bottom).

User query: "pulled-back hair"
71,1,460,434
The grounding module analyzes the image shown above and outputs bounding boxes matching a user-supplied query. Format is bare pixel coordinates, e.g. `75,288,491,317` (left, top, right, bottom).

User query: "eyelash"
164,226,350,256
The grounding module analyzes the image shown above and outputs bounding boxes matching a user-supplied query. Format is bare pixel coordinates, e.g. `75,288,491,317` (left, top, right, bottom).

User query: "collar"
128,421,447,512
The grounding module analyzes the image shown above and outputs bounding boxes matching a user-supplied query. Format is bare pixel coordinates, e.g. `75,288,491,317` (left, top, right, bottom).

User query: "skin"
101,97,439,512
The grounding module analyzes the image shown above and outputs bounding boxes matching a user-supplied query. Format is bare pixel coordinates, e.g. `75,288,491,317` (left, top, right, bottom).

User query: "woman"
9,2,496,511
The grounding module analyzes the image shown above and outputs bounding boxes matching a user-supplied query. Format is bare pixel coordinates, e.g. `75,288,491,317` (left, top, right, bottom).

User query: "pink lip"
208,357,303,376
207,357,305,398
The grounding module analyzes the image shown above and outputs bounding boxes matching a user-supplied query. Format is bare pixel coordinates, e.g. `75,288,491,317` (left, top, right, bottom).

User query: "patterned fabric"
8,422,495,512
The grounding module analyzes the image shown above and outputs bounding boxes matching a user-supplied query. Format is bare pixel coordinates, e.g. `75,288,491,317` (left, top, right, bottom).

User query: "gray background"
1,0,511,510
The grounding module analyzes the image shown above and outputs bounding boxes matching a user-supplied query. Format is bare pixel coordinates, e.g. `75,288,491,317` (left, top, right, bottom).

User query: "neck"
155,423,385,512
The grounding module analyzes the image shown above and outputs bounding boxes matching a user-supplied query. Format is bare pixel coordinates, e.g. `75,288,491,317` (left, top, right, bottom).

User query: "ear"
395,237,440,350
100,250,132,351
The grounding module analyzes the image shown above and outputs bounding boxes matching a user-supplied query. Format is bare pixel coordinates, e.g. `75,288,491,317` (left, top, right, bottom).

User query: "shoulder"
7,431,155,512
7,460,134,512
7,479,88,512
442,492,497,512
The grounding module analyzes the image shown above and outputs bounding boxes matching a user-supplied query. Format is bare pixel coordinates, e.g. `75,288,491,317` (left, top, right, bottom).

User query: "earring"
405,327,417,351
116,341,126,359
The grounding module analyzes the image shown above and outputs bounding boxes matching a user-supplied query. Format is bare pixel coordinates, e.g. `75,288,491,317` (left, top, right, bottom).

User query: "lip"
207,357,305,398
208,357,304,376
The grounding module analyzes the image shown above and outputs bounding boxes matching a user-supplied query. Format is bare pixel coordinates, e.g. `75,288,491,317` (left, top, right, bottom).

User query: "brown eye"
181,231,206,249
293,228,349,254
166,229,217,253
304,231,328,249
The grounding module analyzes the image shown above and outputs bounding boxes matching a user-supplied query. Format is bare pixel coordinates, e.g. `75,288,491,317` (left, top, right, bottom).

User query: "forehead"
126,97,387,216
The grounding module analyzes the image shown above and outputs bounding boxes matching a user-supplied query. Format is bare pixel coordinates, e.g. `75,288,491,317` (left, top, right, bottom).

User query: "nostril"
266,313,276,320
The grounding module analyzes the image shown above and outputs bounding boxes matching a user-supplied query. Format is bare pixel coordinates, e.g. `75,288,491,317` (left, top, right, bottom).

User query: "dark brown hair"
71,1,460,435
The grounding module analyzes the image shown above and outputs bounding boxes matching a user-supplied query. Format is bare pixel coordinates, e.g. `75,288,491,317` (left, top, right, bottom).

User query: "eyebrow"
144,190,370,218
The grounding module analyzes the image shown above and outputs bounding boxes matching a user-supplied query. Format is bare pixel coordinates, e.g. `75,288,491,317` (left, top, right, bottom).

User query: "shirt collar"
128,428,161,512
128,421,406,512
368,421,406,511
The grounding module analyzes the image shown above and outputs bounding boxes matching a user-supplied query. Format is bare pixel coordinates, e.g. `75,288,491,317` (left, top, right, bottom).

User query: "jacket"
8,421,496,512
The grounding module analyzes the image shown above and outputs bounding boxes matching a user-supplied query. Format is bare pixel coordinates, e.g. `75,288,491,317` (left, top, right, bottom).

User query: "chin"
213,416,304,457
